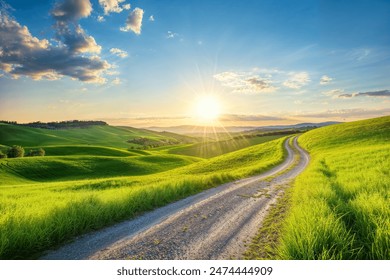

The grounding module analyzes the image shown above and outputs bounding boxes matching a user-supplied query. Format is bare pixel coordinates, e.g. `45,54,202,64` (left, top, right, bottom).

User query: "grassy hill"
0,123,195,149
0,126,287,259
0,154,201,185
168,135,284,158
277,116,390,259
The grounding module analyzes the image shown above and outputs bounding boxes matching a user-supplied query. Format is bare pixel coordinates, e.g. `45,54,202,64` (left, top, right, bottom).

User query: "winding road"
42,136,309,260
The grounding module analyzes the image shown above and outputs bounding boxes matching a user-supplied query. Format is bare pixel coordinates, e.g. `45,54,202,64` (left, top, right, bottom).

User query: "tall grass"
278,116,390,259
0,137,287,259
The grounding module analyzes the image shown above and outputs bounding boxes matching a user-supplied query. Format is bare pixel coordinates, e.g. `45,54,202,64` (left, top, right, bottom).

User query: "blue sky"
0,0,389,127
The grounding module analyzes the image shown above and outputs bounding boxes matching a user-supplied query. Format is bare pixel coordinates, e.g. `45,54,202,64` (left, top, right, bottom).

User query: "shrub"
0,150,7,159
27,148,45,157
7,145,25,158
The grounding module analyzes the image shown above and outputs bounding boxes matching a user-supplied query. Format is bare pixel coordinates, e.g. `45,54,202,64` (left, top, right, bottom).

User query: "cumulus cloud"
122,4,131,10
320,75,333,85
98,0,126,14
51,0,102,55
60,25,101,53
120,8,144,34
97,15,105,22
149,15,155,21
110,48,128,58
214,71,277,94
283,72,310,89
0,7,110,83
51,0,92,22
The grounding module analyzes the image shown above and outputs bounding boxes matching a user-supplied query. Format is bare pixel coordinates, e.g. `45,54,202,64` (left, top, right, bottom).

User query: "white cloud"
320,75,333,85
166,31,178,39
98,0,127,14
110,48,128,58
214,71,277,94
122,4,131,10
149,15,155,21
0,7,110,84
97,15,105,22
51,0,92,22
61,25,102,54
283,72,310,89
120,8,144,35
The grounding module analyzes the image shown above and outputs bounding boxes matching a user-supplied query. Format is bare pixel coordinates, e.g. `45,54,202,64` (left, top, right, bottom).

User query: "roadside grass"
244,185,293,259
277,116,390,259
0,137,287,259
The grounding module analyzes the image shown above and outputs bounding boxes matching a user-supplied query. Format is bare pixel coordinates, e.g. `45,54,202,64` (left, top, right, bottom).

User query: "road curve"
42,136,309,260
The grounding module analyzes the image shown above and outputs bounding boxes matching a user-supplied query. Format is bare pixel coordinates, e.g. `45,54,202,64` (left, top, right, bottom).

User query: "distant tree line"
0,146,45,159
0,120,107,130
127,137,180,149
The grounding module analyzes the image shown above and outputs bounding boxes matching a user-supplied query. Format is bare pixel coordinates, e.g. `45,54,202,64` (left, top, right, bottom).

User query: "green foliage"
0,137,287,259
0,150,7,159
7,145,25,158
278,116,390,259
27,148,45,157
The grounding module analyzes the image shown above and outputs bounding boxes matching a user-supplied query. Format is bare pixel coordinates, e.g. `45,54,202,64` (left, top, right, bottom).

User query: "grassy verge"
0,137,287,259
277,116,390,259
244,184,293,259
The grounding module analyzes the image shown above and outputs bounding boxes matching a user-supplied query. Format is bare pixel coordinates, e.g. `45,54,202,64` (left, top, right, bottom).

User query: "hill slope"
0,123,195,149
0,136,287,259
278,116,390,259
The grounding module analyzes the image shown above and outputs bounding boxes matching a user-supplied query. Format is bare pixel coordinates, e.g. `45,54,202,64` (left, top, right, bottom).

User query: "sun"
194,95,221,123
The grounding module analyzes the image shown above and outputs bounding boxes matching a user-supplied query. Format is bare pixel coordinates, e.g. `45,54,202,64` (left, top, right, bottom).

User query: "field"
277,116,390,259
0,123,287,259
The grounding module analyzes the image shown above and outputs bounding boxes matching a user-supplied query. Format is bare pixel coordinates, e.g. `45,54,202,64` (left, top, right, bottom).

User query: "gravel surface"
42,136,309,260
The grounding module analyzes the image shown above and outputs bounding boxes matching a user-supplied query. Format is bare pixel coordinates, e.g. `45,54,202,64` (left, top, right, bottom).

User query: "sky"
0,0,389,128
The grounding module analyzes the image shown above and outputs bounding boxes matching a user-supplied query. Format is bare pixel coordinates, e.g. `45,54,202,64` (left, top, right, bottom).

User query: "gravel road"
42,136,309,260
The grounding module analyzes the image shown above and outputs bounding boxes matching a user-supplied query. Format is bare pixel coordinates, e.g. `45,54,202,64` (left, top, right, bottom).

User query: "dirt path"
42,136,309,260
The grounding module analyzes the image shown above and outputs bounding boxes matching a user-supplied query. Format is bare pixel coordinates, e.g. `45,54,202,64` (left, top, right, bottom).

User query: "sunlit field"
278,116,390,259
0,122,287,259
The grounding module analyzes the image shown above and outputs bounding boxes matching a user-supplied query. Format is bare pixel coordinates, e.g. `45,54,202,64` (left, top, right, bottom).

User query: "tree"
27,148,45,157
7,145,25,158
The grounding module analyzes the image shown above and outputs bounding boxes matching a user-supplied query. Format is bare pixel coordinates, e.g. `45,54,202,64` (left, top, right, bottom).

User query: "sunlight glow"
194,95,221,123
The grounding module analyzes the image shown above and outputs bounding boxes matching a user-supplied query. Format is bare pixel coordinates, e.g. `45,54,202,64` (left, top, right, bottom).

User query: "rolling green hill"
277,116,390,259
0,154,201,185
0,123,195,149
168,135,284,158
0,129,287,259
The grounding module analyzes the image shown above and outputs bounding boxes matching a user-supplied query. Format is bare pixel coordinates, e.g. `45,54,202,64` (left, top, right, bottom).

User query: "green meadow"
1,116,388,260
0,123,287,259
277,116,390,259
